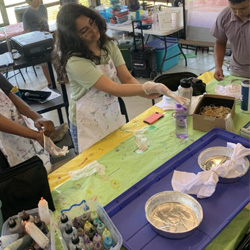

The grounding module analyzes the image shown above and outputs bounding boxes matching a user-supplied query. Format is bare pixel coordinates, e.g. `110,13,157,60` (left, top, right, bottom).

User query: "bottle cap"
71,233,79,244
8,218,16,228
34,216,42,227
180,78,191,88
65,223,73,234
60,212,69,223
22,211,30,221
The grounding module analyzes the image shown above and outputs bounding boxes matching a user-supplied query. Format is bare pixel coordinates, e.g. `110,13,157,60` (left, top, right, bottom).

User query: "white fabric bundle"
69,160,106,180
172,143,250,198
43,135,68,157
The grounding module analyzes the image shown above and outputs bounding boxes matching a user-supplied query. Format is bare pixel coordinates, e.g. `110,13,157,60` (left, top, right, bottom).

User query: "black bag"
181,77,206,96
154,72,198,91
130,21,157,80
0,156,55,221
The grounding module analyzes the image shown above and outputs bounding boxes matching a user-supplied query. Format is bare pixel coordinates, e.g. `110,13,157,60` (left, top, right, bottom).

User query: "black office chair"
118,97,129,123
152,71,198,105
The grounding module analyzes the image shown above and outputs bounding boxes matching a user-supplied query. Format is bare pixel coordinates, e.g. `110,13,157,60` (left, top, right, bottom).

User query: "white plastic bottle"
63,224,77,246
38,197,50,225
59,212,72,233
68,233,85,250
7,218,24,236
25,221,50,249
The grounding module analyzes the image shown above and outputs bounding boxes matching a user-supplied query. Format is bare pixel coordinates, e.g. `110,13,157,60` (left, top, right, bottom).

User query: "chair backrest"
118,97,129,123
154,72,198,91
14,5,29,23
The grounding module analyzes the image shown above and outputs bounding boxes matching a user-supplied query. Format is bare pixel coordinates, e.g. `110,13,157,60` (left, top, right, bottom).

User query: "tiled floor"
6,47,230,169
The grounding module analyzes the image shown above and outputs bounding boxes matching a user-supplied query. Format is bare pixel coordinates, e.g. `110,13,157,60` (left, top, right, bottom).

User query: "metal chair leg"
33,66,37,77
18,69,26,83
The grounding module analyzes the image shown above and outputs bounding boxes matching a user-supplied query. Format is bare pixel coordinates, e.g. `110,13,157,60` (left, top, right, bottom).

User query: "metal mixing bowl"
145,191,203,239
198,146,249,183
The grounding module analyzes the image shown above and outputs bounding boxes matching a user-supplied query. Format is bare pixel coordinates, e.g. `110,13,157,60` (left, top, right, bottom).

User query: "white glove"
142,81,190,105
44,135,69,157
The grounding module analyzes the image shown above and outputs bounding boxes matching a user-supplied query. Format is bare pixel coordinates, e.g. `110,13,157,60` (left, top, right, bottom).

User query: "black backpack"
0,156,55,221
154,72,206,96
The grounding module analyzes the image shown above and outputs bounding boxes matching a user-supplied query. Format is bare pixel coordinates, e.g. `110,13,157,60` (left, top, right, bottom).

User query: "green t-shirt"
66,40,125,126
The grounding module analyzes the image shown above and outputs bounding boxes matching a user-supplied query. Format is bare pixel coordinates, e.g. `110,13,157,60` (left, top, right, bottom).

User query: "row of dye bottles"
59,210,114,250
4,198,51,250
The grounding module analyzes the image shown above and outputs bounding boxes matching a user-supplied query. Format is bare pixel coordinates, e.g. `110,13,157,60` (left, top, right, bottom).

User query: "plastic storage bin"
1,207,55,250
57,200,123,250
146,38,180,72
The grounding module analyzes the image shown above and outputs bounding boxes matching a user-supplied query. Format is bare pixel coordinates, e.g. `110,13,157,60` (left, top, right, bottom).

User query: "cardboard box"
193,94,235,132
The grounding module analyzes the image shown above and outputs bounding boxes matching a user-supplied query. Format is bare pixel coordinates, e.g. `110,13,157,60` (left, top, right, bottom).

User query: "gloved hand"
142,81,190,105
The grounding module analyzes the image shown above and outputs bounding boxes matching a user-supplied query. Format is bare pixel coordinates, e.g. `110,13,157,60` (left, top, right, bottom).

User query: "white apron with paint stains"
76,58,124,153
0,89,51,172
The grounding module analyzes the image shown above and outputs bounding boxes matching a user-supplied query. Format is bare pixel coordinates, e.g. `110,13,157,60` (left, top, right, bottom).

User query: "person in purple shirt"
211,0,250,81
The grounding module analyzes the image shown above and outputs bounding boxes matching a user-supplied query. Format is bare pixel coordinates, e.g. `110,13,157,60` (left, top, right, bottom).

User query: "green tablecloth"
51,75,250,250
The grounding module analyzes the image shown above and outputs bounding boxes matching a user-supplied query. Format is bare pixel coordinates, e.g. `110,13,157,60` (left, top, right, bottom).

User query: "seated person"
0,74,55,173
55,4,187,154
22,0,52,87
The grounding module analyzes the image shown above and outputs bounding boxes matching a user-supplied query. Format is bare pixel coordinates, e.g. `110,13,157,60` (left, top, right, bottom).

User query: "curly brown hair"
55,3,113,71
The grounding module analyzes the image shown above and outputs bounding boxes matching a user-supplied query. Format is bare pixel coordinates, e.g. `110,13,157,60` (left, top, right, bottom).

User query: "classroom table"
49,72,250,249
0,23,23,40
107,22,187,74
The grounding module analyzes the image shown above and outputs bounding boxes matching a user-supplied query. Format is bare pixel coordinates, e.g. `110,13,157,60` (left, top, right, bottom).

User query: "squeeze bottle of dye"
84,221,93,234
7,217,24,236
63,224,77,246
96,221,105,235
79,212,89,227
73,217,81,229
68,233,85,250
38,197,50,225
21,211,34,229
85,239,94,250
102,228,111,241
93,217,100,227
92,233,102,244
178,78,193,114
87,227,96,240
104,236,113,250
59,212,72,233
34,216,48,234
175,104,188,139
25,221,50,249
90,211,99,222
4,234,33,250
94,242,104,250
80,232,90,244
0,233,19,249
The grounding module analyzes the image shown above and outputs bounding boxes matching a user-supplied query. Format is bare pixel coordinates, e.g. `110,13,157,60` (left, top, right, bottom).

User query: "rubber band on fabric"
199,105,231,119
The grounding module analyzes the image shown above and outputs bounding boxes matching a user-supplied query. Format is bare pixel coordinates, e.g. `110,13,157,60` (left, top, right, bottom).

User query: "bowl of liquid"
198,146,249,183
145,191,203,239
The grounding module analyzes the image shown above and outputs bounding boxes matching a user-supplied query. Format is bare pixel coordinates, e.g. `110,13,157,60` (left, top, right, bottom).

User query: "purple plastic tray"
105,128,250,250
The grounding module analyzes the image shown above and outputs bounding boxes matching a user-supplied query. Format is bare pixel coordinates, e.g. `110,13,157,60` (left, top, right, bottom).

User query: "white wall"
185,0,228,42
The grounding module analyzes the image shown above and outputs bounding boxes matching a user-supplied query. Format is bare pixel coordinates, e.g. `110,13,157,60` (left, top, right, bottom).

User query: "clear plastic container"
57,200,123,250
1,207,55,250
